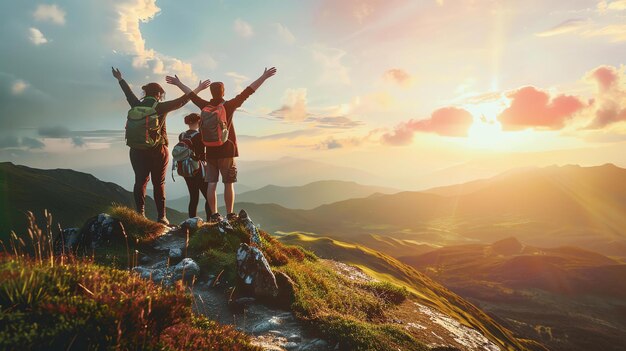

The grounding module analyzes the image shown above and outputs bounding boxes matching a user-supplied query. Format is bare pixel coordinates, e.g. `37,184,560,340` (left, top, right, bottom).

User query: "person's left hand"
262,67,277,79
111,67,123,81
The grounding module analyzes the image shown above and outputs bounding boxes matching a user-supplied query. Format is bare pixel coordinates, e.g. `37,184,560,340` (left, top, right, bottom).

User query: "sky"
1,0,626,192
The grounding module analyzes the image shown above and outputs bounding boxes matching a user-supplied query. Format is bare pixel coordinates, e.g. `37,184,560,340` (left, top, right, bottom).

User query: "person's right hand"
165,75,182,86
262,67,277,79
111,67,122,81
196,79,211,92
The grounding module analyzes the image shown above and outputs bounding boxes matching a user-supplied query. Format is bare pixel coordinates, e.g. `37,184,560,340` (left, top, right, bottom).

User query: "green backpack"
125,97,163,149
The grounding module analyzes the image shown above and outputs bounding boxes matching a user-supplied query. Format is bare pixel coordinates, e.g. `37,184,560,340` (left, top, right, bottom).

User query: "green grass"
108,204,166,243
0,258,261,351
0,212,261,351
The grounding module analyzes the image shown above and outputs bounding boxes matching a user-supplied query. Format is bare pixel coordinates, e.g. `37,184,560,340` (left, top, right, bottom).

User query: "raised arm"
112,67,140,106
166,75,211,109
249,67,277,91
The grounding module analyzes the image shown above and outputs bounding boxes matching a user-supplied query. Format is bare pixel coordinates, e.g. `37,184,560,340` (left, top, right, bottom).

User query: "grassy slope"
278,233,543,351
0,162,186,240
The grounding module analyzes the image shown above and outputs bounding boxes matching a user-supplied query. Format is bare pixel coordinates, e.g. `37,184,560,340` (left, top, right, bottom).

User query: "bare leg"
224,182,235,214
208,182,218,215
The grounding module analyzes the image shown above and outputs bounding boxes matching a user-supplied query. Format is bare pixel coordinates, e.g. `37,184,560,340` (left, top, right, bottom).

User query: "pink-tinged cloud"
589,65,619,92
498,86,586,131
383,68,413,87
382,107,473,145
587,106,626,129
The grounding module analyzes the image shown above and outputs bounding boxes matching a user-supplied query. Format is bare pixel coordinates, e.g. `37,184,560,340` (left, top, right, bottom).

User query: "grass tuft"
108,204,165,243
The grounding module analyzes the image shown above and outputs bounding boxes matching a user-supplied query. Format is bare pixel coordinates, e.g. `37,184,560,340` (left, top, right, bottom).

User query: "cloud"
21,137,45,149
71,136,86,147
11,80,28,95
583,24,626,42
310,116,364,129
234,18,254,38
315,128,384,149
273,23,295,43
225,72,250,91
0,136,21,149
270,88,310,121
498,86,586,130
38,126,72,138
383,68,414,88
598,0,626,12
114,0,197,81
33,4,66,25
382,107,474,145
535,18,589,37
28,27,48,45
588,65,620,92
311,45,350,85
584,65,626,129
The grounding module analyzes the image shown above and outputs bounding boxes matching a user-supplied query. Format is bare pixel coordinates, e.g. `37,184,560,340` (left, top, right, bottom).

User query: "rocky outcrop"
236,243,279,298
133,257,200,286
54,213,125,255
239,209,262,246
179,217,204,232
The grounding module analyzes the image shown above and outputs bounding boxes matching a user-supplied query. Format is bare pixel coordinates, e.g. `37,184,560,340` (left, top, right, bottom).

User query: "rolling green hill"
0,162,186,239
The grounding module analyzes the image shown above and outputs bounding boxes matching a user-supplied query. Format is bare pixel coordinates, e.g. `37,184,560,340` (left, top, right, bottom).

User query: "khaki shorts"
206,158,237,183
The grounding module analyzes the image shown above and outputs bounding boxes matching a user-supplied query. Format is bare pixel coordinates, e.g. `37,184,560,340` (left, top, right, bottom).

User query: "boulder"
236,243,279,298
217,217,234,234
239,209,262,246
179,217,204,232
275,271,296,308
82,213,125,249
173,257,200,282
53,227,83,255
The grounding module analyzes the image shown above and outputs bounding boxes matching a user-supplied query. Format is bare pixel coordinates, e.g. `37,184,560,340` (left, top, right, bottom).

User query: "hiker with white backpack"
169,67,277,223
172,113,211,219
112,67,210,225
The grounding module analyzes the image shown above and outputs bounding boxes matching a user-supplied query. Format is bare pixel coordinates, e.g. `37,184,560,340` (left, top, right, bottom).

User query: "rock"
239,209,261,246
82,213,125,249
173,258,200,282
169,248,182,257
287,334,302,343
283,342,299,350
53,227,83,255
179,217,204,232
139,255,151,264
236,243,279,298
299,339,329,351
217,217,234,234
275,271,296,308
133,258,199,285
252,316,283,334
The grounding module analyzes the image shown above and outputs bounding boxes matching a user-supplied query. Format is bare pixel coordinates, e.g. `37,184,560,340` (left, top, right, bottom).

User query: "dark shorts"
206,157,237,183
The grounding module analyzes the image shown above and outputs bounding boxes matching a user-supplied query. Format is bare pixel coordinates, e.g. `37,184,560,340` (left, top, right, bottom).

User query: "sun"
464,101,507,149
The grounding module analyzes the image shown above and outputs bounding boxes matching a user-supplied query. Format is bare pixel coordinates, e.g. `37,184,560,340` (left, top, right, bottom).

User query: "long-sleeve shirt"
119,79,190,146
188,87,255,159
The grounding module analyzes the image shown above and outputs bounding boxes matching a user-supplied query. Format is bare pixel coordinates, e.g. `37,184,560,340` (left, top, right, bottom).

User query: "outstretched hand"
196,79,211,92
111,67,122,81
165,75,182,86
262,67,277,79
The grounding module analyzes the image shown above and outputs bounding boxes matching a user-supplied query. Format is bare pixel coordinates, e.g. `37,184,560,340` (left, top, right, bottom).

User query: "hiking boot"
226,212,239,222
157,217,170,226
209,213,223,223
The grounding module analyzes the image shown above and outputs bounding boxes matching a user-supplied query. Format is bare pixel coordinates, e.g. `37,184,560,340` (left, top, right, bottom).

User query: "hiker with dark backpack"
112,67,210,225
170,67,277,223
173,113,211,219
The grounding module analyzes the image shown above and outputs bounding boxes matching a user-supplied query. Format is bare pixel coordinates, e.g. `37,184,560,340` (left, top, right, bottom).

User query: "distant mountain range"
397,237,626,351
170,180,398,212
228,164,626,257
0,162,186,239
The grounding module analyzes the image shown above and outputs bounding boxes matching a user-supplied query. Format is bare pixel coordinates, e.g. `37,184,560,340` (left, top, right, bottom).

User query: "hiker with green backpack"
112,67,210,225
169,67,277,223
